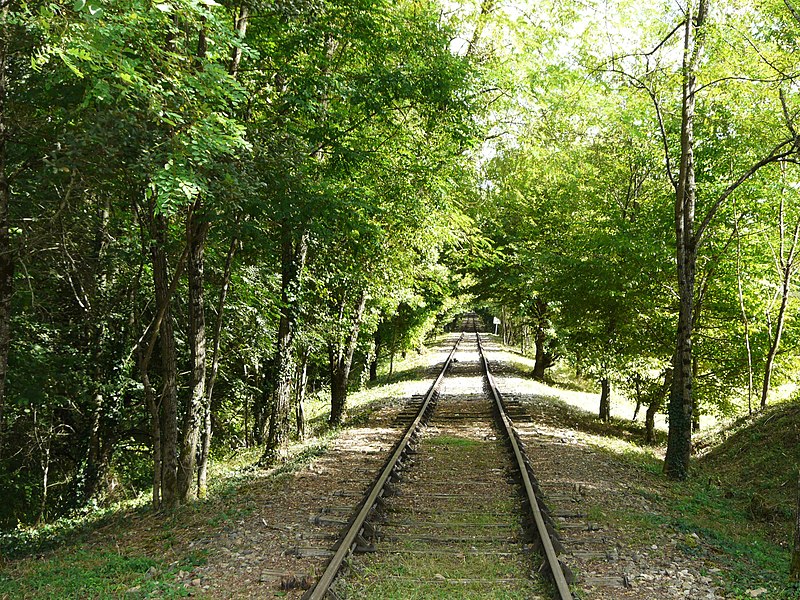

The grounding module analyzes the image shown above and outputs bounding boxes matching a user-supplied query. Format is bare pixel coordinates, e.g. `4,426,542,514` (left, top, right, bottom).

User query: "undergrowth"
0,338,447,598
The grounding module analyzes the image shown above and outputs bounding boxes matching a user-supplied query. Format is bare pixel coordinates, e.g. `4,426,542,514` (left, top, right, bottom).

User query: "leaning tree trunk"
664,0,706,480
646,367,673,445
178,202,209,503
197,232,236,498
329,292,367,426
761,206,799,409
632,376,642,421
762,272,793,409
0,16,12,452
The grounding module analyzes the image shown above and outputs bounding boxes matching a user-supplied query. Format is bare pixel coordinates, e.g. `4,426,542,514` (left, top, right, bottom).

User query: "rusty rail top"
476,331,574,600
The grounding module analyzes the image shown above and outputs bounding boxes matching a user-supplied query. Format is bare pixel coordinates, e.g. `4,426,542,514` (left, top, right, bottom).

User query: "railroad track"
301,318,574,599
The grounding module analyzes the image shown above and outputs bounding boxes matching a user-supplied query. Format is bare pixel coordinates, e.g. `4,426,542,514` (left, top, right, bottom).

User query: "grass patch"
0,548,206,599
338,579,542,600
574,419,797,598
0,496,149,560
427,435,481,448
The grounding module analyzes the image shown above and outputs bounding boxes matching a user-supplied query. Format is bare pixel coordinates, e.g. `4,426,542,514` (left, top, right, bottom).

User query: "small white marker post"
493,316,500,335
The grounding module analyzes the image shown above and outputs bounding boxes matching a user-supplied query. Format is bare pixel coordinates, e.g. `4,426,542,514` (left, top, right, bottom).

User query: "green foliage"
468,0,800,428
1,0,486,525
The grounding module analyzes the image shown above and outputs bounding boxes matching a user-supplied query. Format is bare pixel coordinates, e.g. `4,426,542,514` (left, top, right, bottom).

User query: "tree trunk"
664,0,706,481
369,329,380,382
178,203,209,503
646,367,673,445
197,232,237,498
761,195,799,408
134,202,186,509
761,282,790,408
294,348,310,439
599,378,611,422
632,376,642,421
254,369,270,446
152,212,180,508
502,306,516,346
229,5,249,78
667,210,698,479
263,226,308,463
735,212,754,415
0,15,12,452
532,298,551,380
329,292,367,425
144,371,161,509
521,325,527,355
84,199,111,501
533,327,547,380
692,356,701,432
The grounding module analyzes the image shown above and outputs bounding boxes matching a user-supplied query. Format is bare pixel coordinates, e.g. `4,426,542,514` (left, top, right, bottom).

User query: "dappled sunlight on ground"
496,373,667,432
481,335,670,431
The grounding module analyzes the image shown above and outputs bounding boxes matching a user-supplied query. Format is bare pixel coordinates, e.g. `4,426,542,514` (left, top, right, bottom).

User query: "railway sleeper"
582,574,631,588
370,547,526,556
285,547,335,559
353,533,376,553
530,527,565,555
384,576,533,585
382,482,400,497
381,533,523,543
310,515,349,527
559,521,603,531
379,520,516,528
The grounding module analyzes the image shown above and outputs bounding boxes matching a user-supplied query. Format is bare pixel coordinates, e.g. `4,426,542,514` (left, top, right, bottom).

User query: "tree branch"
781,88,797,138
693,74,789,96
601,66,678,189
784,0,800,26
695,138,798,245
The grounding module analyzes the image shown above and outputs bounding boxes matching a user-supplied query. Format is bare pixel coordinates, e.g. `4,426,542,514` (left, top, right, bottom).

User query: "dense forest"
3,0,800,576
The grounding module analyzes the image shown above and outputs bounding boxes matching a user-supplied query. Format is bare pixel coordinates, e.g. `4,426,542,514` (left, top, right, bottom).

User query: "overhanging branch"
695,138,798,246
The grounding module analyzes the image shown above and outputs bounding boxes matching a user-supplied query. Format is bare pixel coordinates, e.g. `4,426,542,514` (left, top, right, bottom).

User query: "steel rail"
302,332,464,600
476,331,574,600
